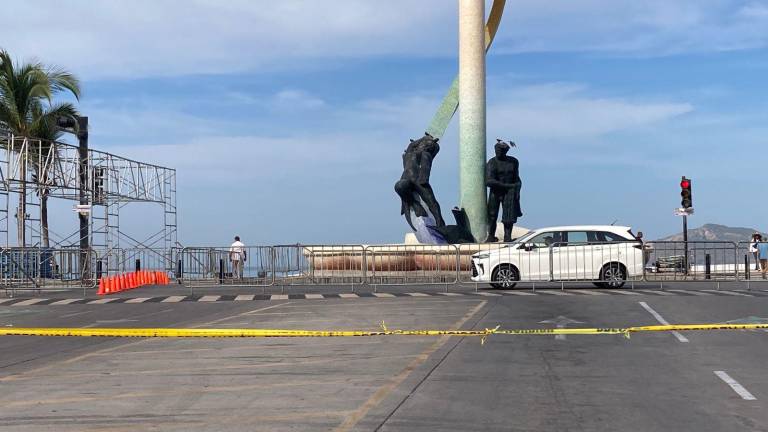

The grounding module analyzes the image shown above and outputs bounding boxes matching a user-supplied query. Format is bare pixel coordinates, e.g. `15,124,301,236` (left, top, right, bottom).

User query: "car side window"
565,231,588,246
599,231,627,242
528,232,562,248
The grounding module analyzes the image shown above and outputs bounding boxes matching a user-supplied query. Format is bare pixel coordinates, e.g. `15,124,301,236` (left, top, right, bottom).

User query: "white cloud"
487,83,693,140
1,1,767,78
97,81,693,186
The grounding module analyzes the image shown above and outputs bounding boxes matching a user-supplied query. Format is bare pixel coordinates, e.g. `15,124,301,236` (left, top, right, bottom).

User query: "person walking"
757,236,768,279
749,233,762,271
229,236,247,279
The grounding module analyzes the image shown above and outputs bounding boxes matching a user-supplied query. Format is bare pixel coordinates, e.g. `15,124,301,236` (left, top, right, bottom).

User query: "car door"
520,231,559,280
557,231,590,280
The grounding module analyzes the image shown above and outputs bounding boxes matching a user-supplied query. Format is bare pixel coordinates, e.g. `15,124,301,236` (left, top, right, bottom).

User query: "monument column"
458,0,488,241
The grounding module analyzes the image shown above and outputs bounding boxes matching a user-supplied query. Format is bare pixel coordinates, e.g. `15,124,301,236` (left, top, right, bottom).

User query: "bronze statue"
395,133,446,230
485,139,522,242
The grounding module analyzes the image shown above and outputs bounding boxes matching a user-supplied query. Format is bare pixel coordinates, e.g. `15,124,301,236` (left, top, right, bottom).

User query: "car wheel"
491,264,519,289
600,263,627,289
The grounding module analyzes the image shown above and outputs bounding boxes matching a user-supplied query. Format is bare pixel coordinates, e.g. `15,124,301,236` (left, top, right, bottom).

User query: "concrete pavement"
0,287,767,431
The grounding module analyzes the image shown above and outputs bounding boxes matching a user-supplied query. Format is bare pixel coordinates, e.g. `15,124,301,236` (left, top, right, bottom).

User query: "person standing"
757,237,768,279
749,233,762,271
229,236,246,279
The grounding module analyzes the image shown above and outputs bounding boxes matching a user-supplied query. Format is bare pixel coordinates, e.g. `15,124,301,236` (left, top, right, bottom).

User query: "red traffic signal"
680,176,693,209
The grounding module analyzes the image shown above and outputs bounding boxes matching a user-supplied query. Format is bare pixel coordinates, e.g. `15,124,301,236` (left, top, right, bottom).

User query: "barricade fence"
0,247,99,295
3,241,768,293
177,241,768,289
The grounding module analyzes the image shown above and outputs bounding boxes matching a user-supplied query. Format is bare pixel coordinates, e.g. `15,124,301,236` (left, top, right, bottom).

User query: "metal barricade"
0,247,98,295
365,244,458,286
179,246,274,287
100,247,176,274
644,241,738,282
736,241,768,285
549,241,644,286
272,244,365,286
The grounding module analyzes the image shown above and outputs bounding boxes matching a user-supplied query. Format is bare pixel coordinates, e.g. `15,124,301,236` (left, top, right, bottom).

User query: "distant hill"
657,223,765,243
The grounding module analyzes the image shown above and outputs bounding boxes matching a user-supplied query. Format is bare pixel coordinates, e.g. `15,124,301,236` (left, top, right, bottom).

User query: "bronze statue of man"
485,139,522,242
395,133,446,230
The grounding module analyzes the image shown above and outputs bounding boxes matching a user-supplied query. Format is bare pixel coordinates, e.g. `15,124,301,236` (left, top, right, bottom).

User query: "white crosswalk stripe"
372,293,395,298
474,292,502,296
338,293,359,299
87,298,119,304
667,290,712,296
637,290,674,296
575,290,608,296
11,298,47,306
702,290,753,297
124,297,151,303
537,291,573,296
611,290,642,296
268,294,288,300
436,292,462,296
161,296,186,303
406,293,430,297
235,294,256,301
49,298,81,305
501,291,536,296
304,294,324,299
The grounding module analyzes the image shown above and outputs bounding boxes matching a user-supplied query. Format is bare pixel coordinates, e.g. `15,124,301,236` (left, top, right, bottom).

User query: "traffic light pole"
682,214,689,276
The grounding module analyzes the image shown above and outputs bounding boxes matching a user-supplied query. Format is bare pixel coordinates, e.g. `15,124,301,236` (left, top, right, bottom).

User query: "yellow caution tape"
1,324,767,339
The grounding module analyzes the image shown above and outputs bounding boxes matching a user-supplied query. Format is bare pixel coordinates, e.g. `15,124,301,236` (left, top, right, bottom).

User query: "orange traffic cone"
98,277,105,295
120,274,127,291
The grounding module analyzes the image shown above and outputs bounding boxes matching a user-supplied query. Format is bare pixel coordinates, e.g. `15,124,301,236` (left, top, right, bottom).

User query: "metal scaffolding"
0,133,178,275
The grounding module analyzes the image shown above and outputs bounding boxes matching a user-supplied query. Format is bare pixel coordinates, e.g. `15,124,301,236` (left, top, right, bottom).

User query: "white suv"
470,225,643,289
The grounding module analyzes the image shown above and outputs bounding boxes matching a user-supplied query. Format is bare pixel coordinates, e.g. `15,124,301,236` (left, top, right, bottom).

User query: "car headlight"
475,253,490,259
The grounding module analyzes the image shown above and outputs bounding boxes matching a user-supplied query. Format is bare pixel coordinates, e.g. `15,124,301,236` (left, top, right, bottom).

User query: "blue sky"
3,0,768,245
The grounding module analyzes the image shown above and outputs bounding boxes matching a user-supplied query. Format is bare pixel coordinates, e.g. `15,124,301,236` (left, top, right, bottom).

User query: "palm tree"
0,49,80,247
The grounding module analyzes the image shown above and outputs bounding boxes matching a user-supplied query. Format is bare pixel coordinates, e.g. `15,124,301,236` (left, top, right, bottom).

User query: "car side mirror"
524,243,535,252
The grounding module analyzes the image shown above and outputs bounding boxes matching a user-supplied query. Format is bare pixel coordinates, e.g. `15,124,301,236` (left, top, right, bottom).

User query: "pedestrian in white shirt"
229,236,246,279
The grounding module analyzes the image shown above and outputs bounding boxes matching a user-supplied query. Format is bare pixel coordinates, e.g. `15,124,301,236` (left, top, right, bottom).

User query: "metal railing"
0,247,98,295
4,241,768,294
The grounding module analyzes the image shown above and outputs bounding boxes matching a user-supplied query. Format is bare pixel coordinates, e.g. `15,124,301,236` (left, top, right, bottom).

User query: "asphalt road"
1,285,767,431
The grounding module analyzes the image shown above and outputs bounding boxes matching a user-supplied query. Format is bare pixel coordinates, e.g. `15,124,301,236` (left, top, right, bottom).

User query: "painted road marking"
475,292,501,296
406,292,430,297
87,298,119,305
611,290,642,296
714,371,757,400
124,297,151,304
199,295,221,302
268,294,288,301
638,290,674,296
49,299,82,305
577,290,608,296
161,296,186,303
502,291,536,296
703,290,752,297
235,294,256,301
667,290,712,296
338,293,358,299
437,292,462,296
304,294,324,300
537,291,572,296
0,298,19,305
372,293,395,298
12,299,47,306
639,301,689,343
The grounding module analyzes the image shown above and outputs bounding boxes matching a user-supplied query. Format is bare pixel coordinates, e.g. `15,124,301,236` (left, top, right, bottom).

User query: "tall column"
459,0,487,242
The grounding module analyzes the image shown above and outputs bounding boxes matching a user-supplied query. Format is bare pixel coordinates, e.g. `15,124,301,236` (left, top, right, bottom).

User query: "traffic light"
680,176,692,209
